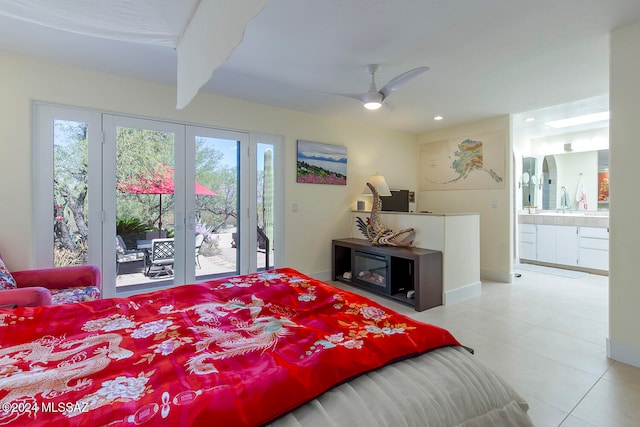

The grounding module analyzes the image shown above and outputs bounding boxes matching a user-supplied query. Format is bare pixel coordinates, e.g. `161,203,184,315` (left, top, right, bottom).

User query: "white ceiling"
1,0,639,136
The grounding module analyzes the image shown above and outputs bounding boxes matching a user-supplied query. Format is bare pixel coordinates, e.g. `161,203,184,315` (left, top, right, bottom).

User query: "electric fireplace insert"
352,250,390,294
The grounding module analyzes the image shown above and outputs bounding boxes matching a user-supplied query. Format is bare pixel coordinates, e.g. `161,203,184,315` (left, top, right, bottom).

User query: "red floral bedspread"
0,268,459,426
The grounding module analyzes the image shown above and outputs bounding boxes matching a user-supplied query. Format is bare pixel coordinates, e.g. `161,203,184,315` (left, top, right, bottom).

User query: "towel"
576,174,588,210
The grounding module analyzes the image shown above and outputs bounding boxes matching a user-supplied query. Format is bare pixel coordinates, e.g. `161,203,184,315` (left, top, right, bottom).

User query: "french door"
34,104,282,298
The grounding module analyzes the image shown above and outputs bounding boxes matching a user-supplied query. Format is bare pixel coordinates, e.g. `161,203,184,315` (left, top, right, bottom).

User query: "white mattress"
270,346,534,427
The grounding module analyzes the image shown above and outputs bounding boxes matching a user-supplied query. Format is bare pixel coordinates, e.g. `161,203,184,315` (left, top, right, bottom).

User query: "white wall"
608,21,640,367
530,128,609,157
0,51,417,279
554,151,598,210
417,116,512,282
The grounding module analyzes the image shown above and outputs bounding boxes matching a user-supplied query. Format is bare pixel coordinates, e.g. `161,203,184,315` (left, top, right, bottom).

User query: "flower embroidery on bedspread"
82,314,136,332
302,295,414,357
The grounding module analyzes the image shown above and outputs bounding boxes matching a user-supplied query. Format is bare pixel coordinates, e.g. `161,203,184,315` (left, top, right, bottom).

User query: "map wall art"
419,131,506,190
296,140,347,185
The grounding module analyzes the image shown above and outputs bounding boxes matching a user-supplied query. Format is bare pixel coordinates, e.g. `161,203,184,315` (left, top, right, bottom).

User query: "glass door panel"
115,127,175,288
257,142,275,270
53,119,90,266
104,115,183,295
253,133,283,272
188,127,243,282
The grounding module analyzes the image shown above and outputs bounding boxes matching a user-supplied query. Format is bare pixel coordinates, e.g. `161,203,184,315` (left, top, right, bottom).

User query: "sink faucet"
560,186,571,212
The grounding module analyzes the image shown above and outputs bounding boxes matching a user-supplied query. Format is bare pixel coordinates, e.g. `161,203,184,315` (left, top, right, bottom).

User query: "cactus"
263,148,274,247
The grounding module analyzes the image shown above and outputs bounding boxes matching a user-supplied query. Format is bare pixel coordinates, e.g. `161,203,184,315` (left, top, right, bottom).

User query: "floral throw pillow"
0,254,17,290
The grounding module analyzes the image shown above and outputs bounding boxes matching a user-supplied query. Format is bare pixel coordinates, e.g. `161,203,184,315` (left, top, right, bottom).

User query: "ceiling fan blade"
379,67,430,98
314,91,366,103
337,92,368,102
383,100,396,112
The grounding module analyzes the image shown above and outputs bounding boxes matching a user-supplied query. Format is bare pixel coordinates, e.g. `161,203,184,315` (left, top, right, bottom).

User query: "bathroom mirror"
537,149,609,211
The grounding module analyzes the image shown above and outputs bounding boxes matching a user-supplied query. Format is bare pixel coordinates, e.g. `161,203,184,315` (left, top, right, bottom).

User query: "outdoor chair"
146,238,174,278
195,234,204,268
116,235,146,274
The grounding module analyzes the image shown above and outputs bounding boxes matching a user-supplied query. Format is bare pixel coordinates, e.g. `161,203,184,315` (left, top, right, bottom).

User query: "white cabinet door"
536,225,557,263
535,225,578,266
556,226,579,266
527,224,607,270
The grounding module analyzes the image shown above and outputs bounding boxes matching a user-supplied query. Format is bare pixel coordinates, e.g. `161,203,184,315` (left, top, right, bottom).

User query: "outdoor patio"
116,230,271,288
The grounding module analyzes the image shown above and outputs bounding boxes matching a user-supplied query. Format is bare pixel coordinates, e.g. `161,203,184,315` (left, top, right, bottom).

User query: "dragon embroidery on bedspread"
170,296,299,374
0,333,133,407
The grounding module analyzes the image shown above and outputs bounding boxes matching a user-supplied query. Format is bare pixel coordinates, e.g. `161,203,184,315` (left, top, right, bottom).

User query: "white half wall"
417,116,513,282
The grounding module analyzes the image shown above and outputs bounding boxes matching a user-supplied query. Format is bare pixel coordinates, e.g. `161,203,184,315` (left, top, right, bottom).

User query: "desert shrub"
54,240,87,267
116,218,152,235
195,220,216,243
200,236,221,257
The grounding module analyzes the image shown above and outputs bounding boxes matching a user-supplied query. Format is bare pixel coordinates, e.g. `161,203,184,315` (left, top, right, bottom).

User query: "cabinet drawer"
519,232,536,244
519,241,536,260
580,248,609,270
519,224,536,234
580,227,609,239
580,237,609,251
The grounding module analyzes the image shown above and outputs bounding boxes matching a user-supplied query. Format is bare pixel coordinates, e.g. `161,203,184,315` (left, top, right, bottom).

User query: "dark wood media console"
332,238,442,311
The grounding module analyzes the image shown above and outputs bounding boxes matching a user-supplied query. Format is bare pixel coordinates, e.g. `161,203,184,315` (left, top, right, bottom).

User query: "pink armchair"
1,265,101,307
0,287,52,308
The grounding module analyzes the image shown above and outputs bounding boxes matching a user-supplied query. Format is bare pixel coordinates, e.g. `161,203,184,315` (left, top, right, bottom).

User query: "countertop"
518,211,609,228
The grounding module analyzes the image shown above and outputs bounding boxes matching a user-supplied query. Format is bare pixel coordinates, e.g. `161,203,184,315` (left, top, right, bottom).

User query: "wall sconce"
520,172,543,190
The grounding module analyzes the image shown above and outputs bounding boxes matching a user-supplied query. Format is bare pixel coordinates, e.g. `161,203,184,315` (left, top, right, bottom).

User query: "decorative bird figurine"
358,182,414,246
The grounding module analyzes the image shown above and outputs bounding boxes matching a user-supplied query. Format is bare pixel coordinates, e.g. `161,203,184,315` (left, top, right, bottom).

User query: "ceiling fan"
327,64,430,111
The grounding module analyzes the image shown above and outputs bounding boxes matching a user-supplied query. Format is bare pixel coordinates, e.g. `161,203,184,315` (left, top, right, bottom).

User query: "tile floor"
332,266,640,427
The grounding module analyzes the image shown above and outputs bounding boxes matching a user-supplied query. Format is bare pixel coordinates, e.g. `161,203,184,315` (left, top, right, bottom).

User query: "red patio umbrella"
117,164,217,234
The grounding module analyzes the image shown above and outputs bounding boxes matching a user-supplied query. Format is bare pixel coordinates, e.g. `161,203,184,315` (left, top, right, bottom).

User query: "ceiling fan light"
364,101,382,110
363,92,383,110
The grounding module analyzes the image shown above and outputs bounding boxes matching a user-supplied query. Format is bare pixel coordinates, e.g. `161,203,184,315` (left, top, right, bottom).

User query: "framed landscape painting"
296,140,347,185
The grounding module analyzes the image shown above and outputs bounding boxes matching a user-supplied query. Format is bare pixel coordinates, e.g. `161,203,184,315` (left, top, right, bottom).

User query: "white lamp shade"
363,174,392,196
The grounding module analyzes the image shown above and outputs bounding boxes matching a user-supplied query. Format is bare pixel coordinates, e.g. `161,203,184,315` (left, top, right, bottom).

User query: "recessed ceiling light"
545,111,609,129
433,115,444,121
524,117,535,122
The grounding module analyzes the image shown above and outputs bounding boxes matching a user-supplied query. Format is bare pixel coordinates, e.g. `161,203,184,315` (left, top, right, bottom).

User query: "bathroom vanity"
518,211,609,274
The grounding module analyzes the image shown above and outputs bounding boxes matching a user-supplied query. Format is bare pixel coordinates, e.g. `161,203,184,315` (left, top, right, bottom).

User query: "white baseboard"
481,268,512,283
443,281,481,305
607,338,640,368
310,270,332,282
